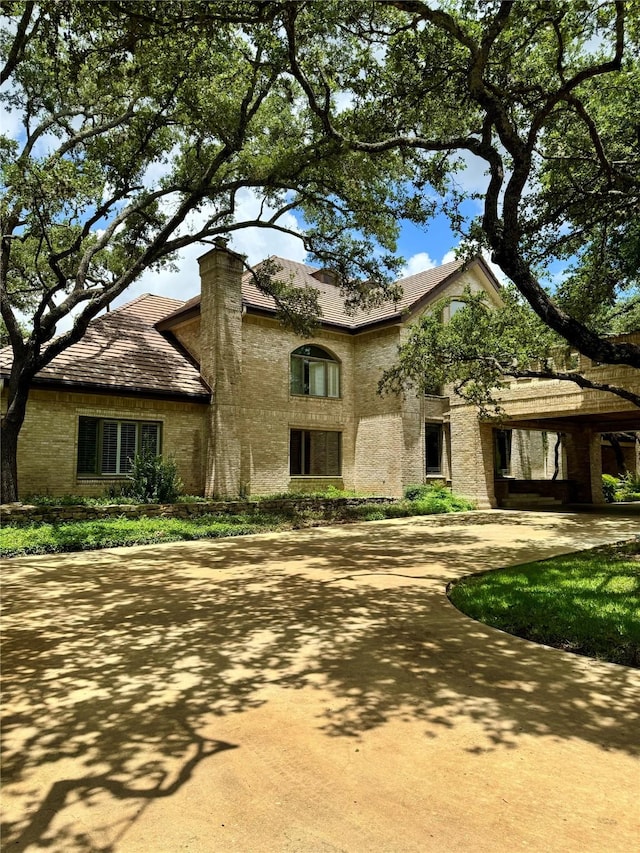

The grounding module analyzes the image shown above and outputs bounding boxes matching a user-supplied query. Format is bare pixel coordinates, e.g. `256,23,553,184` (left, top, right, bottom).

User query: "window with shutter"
77,417,162,477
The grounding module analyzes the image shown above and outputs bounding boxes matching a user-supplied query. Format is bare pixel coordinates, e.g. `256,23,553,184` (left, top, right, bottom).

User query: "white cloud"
400,251,437,278
450,150,489,196
107,189,308,311
229,188,308,266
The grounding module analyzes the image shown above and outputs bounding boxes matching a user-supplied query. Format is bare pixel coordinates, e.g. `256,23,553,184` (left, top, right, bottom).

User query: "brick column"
449,403,497,508
564,427,603,503
198,247,245,498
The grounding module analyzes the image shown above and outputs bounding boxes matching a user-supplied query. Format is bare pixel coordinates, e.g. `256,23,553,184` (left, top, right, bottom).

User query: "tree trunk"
1,367,32,503
603,433,627,476
1,418,20,503
551,432,562,481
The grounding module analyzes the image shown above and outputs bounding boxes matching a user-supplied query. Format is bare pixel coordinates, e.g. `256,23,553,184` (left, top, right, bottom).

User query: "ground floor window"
77,417,161,476
425,423,443,475
495,428,512,477
290,429,341,476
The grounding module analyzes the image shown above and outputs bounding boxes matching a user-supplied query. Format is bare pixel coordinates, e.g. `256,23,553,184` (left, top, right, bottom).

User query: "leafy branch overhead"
0,0,420,501
379,288,640,413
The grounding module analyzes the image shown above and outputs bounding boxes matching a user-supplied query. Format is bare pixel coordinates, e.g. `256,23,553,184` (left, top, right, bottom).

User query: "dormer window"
311,269,338,286
290,345,340,398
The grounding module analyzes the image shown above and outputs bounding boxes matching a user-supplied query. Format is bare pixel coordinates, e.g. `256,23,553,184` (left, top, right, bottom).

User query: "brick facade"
1,388,207,497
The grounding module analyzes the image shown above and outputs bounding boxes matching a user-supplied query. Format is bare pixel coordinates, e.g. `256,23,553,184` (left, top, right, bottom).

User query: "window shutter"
101,421,118,474
119,422,137,473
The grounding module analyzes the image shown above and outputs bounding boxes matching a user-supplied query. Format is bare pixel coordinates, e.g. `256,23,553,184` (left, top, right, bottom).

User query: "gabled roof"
0,294,210,401
159,254,499,332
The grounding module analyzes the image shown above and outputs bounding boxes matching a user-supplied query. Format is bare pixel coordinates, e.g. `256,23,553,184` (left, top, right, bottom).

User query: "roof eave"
24,376,211,404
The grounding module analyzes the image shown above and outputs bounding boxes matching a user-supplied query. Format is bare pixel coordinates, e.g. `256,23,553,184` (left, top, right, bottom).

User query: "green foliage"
1,488,475,555
0,514,275,557
125,450,183,504
403,484,432,501
448,542,640,667
602,474,619,503
602,472,640,503
615,472,640,503
287,1,640,403
380,286,558,414
1,0,418,502
618,471,640,501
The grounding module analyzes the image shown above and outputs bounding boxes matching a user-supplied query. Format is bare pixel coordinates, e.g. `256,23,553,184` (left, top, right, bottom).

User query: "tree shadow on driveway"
2,511,639,850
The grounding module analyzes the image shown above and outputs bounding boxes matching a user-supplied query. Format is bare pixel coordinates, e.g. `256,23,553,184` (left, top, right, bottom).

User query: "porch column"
449,402,497,509
564,427,603,503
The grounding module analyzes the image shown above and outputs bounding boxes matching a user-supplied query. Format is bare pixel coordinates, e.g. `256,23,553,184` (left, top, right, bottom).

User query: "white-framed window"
77,417,161,476
290,429,341,476
448,299,466,319
425,423,443,475
290,345,340,398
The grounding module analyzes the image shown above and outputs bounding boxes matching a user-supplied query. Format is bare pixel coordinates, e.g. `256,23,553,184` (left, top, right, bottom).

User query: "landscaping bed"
0,485,475,557
448,539,640,668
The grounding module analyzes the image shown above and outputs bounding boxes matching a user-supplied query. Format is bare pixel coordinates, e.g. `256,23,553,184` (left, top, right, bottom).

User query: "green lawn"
448,541,640,668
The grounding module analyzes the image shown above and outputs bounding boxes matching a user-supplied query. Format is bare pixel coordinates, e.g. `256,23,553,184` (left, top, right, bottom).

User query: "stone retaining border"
0,496,396,527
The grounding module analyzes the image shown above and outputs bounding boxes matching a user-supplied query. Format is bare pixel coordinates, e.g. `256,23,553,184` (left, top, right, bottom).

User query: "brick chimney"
198,247,245,497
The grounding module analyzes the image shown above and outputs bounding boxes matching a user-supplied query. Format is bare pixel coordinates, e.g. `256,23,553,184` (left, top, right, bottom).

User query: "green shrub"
402,483,474,513
616,472,640,502
125,450,183,504
602,474,618,503
404,484,433,501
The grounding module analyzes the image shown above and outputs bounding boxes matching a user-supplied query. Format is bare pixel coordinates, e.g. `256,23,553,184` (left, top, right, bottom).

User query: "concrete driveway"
2,509,639,853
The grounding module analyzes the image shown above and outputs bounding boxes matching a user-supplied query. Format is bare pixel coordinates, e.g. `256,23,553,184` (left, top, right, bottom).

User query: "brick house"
1,249,502,501
2,247,638,505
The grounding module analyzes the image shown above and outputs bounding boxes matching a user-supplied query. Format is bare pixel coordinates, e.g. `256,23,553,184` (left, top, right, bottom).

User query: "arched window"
290,345,340,398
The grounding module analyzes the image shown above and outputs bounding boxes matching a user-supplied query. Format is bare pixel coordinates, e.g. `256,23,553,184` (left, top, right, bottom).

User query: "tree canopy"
283,0,640,401
2,0,639,501
0,0,420,501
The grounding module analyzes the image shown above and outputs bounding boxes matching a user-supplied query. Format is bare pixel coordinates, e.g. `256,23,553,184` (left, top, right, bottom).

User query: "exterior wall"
438,265,503,317
171,317,201,363
352,326,406,495
238,316,357,495
449,401,497,508
2,387,208,498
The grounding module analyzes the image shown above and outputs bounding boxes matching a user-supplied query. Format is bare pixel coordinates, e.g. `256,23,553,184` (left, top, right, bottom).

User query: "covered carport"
492,412,639,509
448,352,640,509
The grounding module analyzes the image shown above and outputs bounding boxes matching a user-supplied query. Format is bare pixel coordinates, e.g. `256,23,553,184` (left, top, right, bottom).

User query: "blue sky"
111,193,489,312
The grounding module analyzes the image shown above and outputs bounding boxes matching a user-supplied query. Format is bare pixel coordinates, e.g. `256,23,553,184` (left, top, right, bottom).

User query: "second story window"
290,345,340,398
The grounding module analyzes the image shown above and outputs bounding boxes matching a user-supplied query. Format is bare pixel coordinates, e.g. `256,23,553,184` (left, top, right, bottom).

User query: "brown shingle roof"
0,294,210,400
159,254,484,331
241,256,468,328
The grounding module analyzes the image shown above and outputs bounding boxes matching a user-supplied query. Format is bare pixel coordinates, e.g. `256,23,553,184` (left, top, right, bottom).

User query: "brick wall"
1,387,208,498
